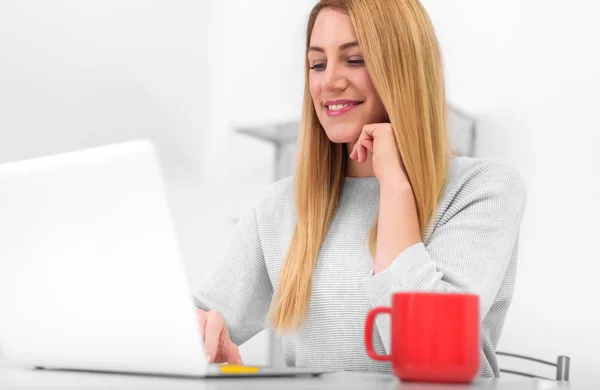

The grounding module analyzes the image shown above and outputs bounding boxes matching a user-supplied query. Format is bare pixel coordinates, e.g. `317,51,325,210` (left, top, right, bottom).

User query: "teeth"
327,103,354,111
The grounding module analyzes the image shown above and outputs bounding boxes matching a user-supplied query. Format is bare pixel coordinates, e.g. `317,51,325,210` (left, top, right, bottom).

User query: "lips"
324,100,364,117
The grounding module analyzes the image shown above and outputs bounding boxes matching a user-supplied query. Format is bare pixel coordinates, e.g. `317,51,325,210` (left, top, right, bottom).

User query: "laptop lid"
0,139,209,377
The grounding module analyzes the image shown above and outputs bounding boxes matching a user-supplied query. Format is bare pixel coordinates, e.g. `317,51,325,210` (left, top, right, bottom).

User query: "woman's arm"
374,179,421,274
194,205,273,346
363,161,527,351
366,162,526,301
349,122,423,275
350,123,526,315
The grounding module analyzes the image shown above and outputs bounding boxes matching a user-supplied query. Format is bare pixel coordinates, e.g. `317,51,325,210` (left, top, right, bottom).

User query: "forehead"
309,8,358,47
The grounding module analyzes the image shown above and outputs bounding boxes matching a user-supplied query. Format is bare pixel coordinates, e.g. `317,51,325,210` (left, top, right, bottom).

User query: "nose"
321,62,347,92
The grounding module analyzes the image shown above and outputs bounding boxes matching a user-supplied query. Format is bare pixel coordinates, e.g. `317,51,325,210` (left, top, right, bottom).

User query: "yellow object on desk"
219,365,260,375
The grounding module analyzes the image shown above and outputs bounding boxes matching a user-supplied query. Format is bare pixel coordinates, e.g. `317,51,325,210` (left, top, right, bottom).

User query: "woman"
194,0,527,378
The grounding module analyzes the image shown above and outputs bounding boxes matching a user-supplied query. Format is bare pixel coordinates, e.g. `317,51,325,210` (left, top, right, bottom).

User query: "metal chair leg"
556,356,570,381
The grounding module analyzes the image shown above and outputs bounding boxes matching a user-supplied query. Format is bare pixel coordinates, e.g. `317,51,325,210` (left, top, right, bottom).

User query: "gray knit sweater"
194,155,527,377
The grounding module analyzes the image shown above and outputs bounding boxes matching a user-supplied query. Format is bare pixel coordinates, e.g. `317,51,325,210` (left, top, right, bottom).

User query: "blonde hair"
268,0,451,332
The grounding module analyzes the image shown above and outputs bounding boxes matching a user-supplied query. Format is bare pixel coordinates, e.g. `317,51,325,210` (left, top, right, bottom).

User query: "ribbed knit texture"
194,155,527,377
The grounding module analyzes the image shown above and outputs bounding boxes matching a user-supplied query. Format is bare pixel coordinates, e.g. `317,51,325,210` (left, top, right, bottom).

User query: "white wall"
0,0,216,347
423,0,600,384
0,1,208,174
205,0,314,217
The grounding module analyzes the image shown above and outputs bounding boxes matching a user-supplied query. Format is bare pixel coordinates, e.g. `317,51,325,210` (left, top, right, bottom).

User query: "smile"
325,101,363,117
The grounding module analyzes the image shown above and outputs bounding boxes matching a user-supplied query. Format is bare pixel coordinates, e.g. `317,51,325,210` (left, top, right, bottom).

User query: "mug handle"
364,306,392,361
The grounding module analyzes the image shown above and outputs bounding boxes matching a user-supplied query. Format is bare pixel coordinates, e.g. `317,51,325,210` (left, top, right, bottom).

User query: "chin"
322,125,361,144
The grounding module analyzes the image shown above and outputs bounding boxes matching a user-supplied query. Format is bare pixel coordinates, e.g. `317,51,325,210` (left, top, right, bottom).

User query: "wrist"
379,177,414,199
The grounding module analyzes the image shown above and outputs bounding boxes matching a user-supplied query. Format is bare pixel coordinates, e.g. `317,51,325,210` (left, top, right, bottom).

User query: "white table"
0,359,577,390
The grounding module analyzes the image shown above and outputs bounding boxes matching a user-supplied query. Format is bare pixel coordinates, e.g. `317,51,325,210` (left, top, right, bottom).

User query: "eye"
310,62,326,71
348,58,364,66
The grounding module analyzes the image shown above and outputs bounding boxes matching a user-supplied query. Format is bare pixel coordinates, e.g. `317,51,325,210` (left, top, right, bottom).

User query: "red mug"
365,292,480,383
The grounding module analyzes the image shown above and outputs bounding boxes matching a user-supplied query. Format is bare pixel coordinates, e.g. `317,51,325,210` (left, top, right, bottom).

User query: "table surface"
0,359,577,390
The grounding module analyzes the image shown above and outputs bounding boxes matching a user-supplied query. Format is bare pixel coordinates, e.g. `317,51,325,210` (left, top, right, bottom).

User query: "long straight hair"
268,0,451,332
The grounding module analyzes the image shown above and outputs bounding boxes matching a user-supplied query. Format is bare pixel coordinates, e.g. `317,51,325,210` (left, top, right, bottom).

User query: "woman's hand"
349,123,410,188
350,123,421,274
197,309,243,364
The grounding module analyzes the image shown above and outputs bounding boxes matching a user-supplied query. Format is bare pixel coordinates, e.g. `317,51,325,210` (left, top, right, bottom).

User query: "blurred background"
0,0,599,384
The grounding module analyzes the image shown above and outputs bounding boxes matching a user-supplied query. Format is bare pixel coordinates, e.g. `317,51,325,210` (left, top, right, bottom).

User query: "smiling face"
307,8,388,144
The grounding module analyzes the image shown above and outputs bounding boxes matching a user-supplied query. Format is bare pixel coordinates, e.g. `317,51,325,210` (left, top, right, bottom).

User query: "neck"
345,142,375,178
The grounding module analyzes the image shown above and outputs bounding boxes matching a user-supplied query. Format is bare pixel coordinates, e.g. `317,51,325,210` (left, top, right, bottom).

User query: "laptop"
0,139,329,378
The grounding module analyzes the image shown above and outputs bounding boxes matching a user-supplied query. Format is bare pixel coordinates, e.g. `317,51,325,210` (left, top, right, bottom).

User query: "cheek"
356,73,387,119
309,77,321,104
354,71,378,100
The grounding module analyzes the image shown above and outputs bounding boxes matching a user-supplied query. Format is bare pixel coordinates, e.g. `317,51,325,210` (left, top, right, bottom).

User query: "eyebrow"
308,41,359,53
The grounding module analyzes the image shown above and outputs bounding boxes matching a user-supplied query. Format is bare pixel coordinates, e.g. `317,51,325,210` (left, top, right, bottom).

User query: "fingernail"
206,354,211,363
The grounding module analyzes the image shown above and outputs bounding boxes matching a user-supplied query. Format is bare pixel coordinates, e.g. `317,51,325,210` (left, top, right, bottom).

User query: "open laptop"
0,139,328,378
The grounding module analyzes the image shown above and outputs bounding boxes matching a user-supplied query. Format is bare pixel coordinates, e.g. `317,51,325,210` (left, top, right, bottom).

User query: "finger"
362,124,376,139
226,342,243,365
349,143,356,159
359,127,374,162
354,125,368,160
362,123,387,139
359,135,371,162
197,310,208,340
351,141,360,159
362,139,374,153
357,141,364,163
362,143,370,163
204,313,225,363
357,130,368,162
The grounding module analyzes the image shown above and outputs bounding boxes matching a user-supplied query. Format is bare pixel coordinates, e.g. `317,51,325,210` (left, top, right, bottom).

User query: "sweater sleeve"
193,205,273,346
362,161,527,355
